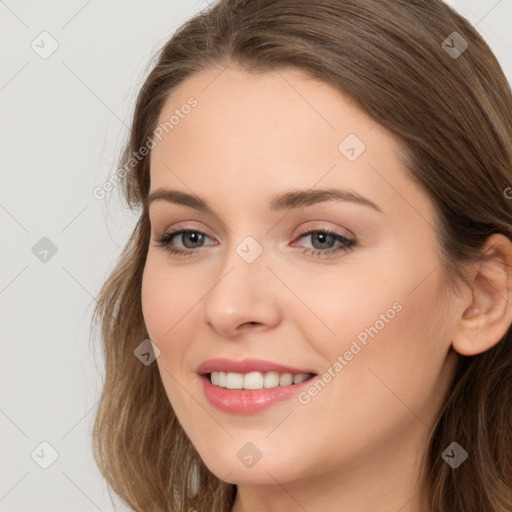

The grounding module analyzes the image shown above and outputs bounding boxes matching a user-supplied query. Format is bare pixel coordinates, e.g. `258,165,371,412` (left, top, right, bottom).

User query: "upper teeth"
210,371,312,390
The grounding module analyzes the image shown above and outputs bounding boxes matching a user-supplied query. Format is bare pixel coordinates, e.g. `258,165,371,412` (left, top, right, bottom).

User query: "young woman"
91,1,512,510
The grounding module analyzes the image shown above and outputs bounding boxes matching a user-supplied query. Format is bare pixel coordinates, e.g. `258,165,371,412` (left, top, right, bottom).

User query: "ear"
452,233,512,356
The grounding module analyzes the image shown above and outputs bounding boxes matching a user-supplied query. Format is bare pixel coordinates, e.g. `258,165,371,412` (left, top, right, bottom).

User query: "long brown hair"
91,1,512,510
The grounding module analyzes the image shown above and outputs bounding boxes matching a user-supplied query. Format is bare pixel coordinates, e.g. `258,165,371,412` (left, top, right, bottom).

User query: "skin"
141,65,512,512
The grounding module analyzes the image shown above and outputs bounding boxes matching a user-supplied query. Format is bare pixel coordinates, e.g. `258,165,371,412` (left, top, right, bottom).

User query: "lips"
196,358,319,414
196,357,317,376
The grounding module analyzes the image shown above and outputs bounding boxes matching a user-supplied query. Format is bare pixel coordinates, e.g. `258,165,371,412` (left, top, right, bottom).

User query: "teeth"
264,371,280,388
243,371,264,389
209,371,313,390
226,372,244,389
279,373,293,386
293,373,309,384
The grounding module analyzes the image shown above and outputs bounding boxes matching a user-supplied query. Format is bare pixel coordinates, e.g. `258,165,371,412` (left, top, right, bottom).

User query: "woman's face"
141,66,459,492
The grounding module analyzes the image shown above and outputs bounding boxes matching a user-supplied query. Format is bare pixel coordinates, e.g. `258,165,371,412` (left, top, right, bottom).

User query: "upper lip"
196,358,316,376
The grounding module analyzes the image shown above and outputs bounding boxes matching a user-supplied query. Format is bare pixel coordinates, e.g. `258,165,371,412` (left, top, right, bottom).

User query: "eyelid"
293,221,354,239
154,220,214,238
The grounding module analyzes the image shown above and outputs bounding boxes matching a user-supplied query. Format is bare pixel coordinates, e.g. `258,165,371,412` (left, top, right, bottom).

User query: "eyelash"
153,226,356,259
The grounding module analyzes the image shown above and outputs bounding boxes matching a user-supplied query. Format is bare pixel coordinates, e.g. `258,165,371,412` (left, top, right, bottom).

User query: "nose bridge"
208,232,269,306
201,232,282,334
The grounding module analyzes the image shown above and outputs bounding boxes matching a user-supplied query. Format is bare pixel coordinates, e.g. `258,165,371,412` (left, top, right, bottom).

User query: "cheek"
318,265,449,430
141,256,199,343
304,242,449,415
140,256,212,403
287,277,450,476
141,260,201,410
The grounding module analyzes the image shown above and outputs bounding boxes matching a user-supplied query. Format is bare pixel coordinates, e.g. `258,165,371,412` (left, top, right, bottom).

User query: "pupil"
184,232,203,248
313,233,333,249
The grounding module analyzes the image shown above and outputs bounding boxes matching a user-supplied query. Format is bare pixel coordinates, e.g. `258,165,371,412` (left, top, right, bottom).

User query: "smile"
209,370,315,390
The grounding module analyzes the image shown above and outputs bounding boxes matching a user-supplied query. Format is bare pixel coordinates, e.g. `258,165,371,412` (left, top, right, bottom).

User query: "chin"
198,447,301,485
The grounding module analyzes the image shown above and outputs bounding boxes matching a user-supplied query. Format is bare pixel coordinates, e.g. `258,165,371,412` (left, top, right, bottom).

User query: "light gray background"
1,1,511,510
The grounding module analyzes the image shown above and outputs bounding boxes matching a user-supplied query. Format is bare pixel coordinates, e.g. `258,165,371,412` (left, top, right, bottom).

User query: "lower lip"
199,374,317,414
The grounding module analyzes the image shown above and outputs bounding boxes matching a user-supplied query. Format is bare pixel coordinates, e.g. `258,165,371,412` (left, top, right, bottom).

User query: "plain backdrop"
1,1,511,510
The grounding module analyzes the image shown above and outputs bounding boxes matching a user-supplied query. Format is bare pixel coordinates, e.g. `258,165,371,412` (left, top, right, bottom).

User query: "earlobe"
452,233,512,357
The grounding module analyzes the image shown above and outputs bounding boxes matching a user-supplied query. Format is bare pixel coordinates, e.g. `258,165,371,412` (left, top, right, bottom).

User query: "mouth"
196,358,318,412
196,357,318,391
204,370,317,390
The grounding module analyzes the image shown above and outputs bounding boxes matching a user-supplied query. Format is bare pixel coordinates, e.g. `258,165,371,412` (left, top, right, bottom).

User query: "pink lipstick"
197,358,317,414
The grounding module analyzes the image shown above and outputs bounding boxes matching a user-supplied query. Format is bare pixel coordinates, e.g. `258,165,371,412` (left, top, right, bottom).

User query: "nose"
202,244,283,337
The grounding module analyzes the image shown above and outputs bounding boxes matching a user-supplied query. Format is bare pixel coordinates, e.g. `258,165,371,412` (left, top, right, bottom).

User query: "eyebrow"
145,187,383,214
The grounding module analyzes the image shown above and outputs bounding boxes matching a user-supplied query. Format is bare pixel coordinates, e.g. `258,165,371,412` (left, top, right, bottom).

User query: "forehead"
153,65,385,151
148,66,429,223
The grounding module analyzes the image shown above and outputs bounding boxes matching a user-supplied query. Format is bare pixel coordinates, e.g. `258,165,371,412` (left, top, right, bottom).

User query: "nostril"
238,321,260,330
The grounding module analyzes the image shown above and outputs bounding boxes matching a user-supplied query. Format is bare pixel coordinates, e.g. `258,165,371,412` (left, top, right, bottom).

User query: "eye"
153,227,356,258
292,227,356,258
153,229,215,256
